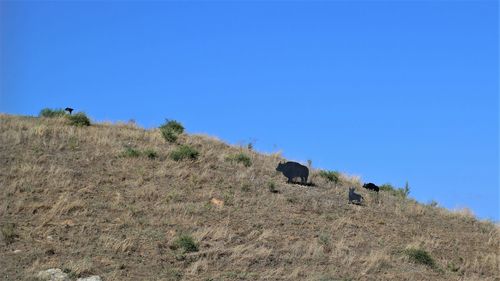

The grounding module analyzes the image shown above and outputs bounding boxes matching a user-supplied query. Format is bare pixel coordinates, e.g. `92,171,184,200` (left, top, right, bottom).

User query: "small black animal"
348,187,363,204
363,182,379,192
276,161,309,184
65,107,74,115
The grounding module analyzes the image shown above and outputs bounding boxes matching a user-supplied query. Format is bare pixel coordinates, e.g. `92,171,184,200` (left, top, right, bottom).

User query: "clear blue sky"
1,1,498,220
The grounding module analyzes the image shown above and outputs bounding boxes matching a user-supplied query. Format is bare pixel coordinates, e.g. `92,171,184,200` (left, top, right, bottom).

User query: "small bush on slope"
172,234,198,253
120,147,158,159
268,181,278,193
67,112,91,127
404,248,437,269
160,119,184,143
144,149,158,159
225,153,252,167
318,170,341,185
380,182,410,198
121,147,141,158
170,145,199,161
39,108,66,118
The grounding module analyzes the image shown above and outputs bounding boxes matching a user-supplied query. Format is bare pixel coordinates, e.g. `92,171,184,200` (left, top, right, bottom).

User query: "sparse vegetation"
1,223,17,245
317,276,351,281
268,181,278,193
160,119,184,143
121,147,158,159
170,145,199,161
225,153,252,167
0,114,498,281
67,136,79,150
144,149,158,159
162,119,184,134
163,268,183,280
318,232,330,249
318,170,341,184
172,234,198,253
39,108,66,118
67,112,91,126
380,182,410,198
241,183,251,192
447,261,461,273
404,248,437,268
121,147,141,158
161,129,178,143
62,268,79,280
428,200,439,207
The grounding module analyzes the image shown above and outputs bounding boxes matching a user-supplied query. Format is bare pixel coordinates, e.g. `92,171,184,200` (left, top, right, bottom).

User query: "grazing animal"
65,107,74,114
348,187,363,204
276,161,309,184
363,182,379,192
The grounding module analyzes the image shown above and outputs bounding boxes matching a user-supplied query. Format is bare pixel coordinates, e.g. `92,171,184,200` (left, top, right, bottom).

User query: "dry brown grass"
1,114,499,281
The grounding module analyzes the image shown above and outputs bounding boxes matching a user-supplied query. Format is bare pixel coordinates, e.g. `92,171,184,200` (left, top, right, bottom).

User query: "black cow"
348,187,364,204
65,107,74,115
363,182,379,192
276,161,309,184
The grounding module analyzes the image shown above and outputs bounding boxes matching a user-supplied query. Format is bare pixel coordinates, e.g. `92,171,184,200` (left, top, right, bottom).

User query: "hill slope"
0,114,498,281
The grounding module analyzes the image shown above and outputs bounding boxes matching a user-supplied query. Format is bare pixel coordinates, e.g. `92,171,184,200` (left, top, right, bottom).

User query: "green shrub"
122,147,141,158
170,145,199,161
404,248,436,268
161,120,184,134
161,129,178,142
144,149,158,159
172,234,198,253
67,112,91,126
380,183,410,198
225,153,252,167
379,183,395,191
39,108,66,118
319,170,341,184
160,119,184,143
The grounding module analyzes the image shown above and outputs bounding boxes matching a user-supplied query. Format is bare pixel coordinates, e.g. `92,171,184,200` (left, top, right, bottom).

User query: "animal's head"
349,187,355,192
362,183,367,188
276,162,285,172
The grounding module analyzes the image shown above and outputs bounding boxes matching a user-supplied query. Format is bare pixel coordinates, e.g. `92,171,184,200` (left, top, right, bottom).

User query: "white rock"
13,249,21,254
77,276,102,281
37,268,69,281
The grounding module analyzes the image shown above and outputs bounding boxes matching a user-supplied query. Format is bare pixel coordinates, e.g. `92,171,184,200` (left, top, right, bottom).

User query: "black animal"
276,161,309,184
348,187,364,204
363,182,379,192
65,107,74,115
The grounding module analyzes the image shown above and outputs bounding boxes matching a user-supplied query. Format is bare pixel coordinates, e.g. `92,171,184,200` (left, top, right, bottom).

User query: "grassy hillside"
0,114,498,281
